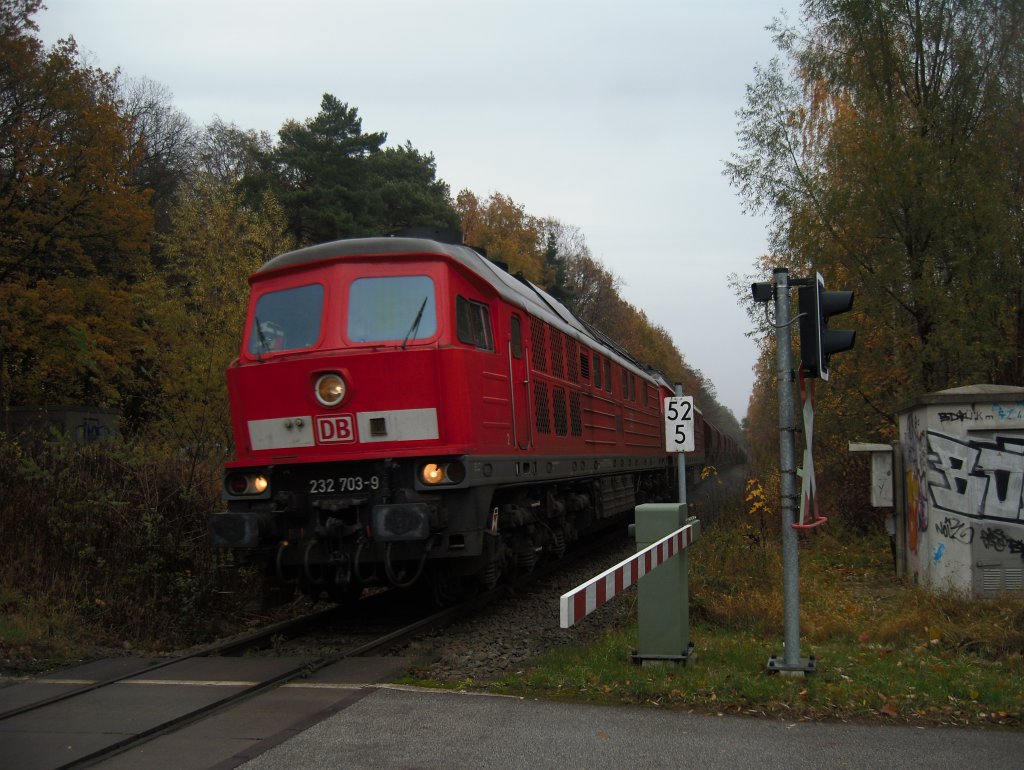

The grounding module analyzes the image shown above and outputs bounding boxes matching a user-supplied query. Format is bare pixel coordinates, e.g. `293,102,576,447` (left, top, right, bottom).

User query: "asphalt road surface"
239,685,1024,770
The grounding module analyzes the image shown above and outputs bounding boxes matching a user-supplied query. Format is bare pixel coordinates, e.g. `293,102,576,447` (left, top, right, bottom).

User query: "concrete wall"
4,405,120,445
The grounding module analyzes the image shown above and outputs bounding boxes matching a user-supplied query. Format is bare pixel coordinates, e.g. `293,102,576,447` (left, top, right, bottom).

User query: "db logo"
315,414,356,444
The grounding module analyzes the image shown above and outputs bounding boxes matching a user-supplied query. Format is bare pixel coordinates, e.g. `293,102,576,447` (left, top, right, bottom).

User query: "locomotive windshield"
347,275,437,343
248,283,324,355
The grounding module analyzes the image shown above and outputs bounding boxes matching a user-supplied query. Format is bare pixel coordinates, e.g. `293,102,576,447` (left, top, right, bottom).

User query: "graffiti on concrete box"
979,527,1024,562
926,432,1024,522
934,516,975,544
929,434,1024,524
938,409,983,424
904,414,929,555
936,402,1024,424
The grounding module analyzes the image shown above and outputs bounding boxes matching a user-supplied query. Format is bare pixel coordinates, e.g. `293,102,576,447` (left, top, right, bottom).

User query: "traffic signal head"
798,272,855,380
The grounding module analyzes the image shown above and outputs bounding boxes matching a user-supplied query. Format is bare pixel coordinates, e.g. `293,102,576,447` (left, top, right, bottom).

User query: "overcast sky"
37,0,797,419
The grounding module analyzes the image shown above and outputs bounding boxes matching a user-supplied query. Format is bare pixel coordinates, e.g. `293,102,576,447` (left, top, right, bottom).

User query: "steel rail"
0,604,345,723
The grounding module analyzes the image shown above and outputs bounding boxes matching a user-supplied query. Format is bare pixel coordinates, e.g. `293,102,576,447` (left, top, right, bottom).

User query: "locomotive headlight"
225,472,270,497
445,461,466,484
419,461,466,486
315,373,347,407
421,463,445,485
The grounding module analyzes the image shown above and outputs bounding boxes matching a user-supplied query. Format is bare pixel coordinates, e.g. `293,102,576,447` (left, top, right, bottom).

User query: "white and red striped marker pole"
559,520,700,628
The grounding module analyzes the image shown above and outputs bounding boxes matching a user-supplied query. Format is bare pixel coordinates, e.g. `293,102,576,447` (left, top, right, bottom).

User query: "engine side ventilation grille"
534,382,551,434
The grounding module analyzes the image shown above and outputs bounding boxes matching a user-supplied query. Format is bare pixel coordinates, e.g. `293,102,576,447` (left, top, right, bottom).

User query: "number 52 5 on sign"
664,396,695,453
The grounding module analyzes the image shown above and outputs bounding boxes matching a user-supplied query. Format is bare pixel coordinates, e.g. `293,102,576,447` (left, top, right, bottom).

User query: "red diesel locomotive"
208,235,732,601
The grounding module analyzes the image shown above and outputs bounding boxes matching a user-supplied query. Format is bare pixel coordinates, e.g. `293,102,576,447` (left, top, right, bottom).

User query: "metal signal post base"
767,654,817,676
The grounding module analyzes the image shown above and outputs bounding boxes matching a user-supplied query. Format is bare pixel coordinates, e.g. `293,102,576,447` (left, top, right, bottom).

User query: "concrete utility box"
634,503,692,664
897,384,1024,596
849,442,894,507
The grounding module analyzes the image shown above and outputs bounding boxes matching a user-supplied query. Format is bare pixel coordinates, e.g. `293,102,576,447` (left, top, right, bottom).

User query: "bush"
0,432,242,654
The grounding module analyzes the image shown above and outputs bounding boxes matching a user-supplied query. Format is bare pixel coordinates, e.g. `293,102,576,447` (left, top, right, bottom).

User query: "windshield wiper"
254,316,269,362
402,297,429,350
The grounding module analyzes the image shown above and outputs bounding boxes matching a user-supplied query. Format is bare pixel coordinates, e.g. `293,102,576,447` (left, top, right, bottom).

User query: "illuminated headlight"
225,472,270,496
419,461,466,486
315,373,347,407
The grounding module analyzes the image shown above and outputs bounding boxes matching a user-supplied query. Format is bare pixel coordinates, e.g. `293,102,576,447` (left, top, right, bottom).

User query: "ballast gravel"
388,538,639,683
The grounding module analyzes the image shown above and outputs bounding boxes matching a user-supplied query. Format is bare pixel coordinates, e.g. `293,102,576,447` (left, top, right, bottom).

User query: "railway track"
0,593,466,770
0,603,346,726
0,525,633,770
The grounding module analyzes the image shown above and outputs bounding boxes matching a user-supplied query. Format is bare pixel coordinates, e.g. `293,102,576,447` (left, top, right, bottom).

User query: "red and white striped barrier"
559,521,700,628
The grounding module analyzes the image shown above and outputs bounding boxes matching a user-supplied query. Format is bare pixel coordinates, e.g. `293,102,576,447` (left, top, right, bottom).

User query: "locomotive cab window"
347,275,437,344
249,283,324,355
456,296,494,351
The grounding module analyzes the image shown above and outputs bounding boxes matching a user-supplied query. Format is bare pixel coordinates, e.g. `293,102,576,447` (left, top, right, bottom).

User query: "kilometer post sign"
664,396,695,453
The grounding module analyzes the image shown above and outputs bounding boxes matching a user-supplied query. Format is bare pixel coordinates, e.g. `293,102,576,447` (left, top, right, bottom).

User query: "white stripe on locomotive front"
247,407,439,450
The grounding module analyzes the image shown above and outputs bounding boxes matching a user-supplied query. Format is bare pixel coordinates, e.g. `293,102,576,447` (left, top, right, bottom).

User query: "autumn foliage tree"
729,0,1024,521
0,1,155,418
456,190,551,284
0,4,152,286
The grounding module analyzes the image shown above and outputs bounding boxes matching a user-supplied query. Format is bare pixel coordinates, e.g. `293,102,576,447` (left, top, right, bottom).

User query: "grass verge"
402,476,1024,728
479,614,1022,727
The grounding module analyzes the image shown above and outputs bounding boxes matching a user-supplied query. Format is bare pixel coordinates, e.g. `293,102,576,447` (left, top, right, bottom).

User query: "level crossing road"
239,685,1023,770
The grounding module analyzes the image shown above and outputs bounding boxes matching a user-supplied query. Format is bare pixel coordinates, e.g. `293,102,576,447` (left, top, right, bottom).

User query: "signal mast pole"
769,268,811,674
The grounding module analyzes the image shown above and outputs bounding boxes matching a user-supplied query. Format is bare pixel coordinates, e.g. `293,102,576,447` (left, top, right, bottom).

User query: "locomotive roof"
257,237,670,387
